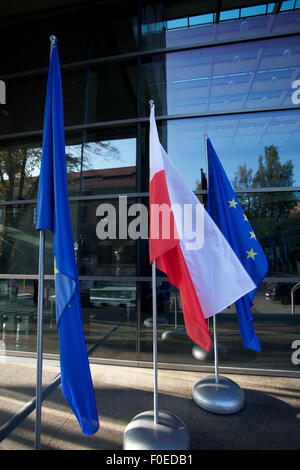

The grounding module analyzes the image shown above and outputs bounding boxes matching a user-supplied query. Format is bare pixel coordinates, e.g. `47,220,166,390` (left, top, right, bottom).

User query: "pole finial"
149,99,155,108
50,35,57,48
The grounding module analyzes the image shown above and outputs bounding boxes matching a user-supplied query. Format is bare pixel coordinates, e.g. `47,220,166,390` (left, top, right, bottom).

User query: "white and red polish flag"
149,104,256,352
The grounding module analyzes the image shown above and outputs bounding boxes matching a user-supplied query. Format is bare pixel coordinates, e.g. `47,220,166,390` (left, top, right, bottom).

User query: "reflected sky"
166,110,300,190
64,138,136,171
30,138,136,182
164,9,300,49
83,138,136,170
165,36,300,116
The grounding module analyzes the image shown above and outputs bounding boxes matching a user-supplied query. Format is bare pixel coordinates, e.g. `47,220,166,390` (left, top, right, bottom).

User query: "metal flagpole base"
192,343,227,361
123,410,190,450
161,327,189,343
192,376,245,414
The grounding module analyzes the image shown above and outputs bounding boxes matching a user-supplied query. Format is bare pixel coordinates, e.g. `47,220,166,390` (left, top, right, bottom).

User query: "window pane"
0,133,83,201
240,5,267,17
137,190,300,279
0,204,40,274
142,36,300,117
0,278,41,353
1,69,85,135
162,111,300,192
280,0,296,11
88,1,138,58
189,14,214,26
142,55,167,116
215,282,300,372
139,281,189,363
0,202,57,276
86,61,137,123
139,280,300,372
167,18,188,29
245,192,300,277
0,277,137,361
81,280,137,361
0,137,42,202
142,2,300,50
219,9,240,21
81,128,136,195
77,198,137,277
0,10,89,75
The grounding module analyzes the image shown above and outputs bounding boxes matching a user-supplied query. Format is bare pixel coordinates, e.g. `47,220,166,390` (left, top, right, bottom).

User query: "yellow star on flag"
249,231,256,239
243,214,248,222
228,198,238,209
246,248,258,260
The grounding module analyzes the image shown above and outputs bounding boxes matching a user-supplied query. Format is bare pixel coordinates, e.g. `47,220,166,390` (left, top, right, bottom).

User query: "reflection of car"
265,282,300,305
89,287,136,307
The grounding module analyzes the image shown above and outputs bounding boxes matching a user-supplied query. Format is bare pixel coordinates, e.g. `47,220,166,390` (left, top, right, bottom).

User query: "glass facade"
142,36,300,115
0,0,300,376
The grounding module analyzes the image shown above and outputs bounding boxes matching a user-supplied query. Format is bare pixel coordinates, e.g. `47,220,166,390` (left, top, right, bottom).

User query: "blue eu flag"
36,44,99,435
207,138,268,352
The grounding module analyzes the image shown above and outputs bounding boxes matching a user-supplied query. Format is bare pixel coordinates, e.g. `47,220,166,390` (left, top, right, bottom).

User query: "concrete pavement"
0,357,299,450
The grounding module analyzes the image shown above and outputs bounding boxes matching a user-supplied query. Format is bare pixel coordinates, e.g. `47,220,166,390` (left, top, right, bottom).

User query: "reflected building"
0,0,299,375
70,166,137,196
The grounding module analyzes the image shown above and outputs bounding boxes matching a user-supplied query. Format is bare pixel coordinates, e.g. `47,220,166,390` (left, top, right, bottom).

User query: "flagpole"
34,34,57,451
34,229,45,450
122,100,190,450
152,260,159,426
174,291,177,330
192,133,245,415
149,98,159,426
192,134,224,367
123,260,190,451
204,133,219,383
213,314,219,384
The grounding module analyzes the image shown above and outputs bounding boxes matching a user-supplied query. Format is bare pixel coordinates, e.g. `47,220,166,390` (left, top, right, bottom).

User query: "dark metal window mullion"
136,0,143,361
2,104,300,143
76,63,89,275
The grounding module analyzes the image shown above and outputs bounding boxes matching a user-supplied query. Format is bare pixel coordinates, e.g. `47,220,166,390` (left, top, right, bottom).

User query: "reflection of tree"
0,138,120,273
68,141,121,170
0,145,81,273
0,145,88,201
84,141,121,166
0,147,41,201
194,146,299,274
233,145,295,221
232,145,298,275
0,140,121,273
233,145,294,190
232,163,253,214
232,163,253,189
252,145,294,188
0,146,42,273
